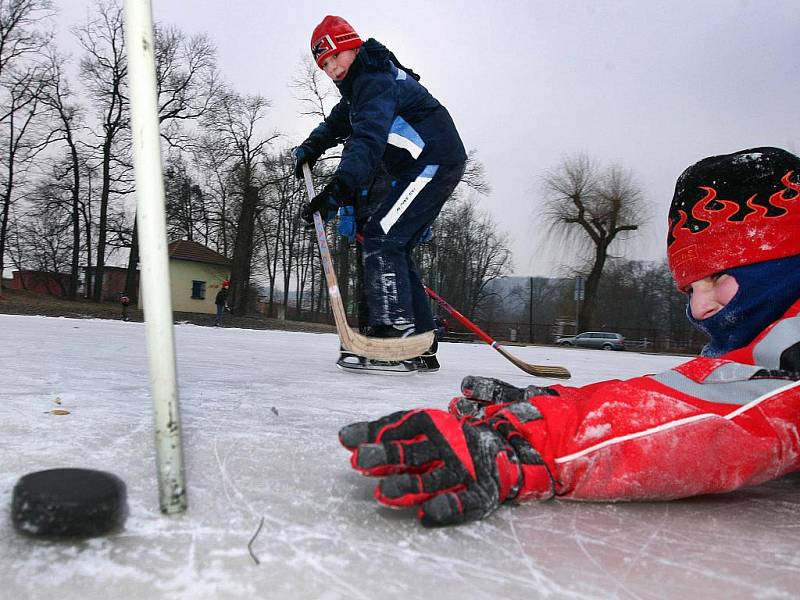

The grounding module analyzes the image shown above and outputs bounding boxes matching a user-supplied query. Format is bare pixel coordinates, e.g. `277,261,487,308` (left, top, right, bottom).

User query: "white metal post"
123,0,187,514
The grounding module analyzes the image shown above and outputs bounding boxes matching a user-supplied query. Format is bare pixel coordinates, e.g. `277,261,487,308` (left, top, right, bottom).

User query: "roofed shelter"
146,240,231,315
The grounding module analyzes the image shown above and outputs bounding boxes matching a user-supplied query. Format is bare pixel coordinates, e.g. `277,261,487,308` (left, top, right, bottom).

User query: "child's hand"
292,142,323,179
339,406,552,526
301,179,352,226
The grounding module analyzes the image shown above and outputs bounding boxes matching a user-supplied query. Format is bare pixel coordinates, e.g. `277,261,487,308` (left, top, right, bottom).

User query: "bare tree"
10,179,73,281
190,132,237,254
0,68,53,289
461,150,491,195
122,23,221,299
202,88,277,315
541,154,648,331
153,24,219,143
0,0,53,82
75,0,131,301
289,56,336,120
503,276,564,342
163,154,206,242
255,147,308,315
36,51,88,298
0,0,54,293
420,194,513,318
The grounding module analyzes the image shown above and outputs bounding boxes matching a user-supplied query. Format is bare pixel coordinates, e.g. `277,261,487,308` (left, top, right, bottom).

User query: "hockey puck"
11,468,127,538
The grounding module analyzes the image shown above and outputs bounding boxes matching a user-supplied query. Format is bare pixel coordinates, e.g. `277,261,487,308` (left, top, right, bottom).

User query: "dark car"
556,331,625,351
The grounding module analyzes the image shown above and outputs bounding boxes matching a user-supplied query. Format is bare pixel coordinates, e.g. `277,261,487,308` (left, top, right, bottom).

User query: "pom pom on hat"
311,15,363,67
667,147,800,290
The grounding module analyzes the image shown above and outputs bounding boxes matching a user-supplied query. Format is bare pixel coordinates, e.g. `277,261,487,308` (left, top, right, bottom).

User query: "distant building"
10,270,73,296
10,268,134,300
9,240,231,316
159,240,231,315
83,266,135,301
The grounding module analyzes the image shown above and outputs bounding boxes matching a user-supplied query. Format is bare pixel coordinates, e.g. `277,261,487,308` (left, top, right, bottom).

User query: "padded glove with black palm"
301,178,353,226
292,136,326,179
451,376,558,420
339,406,554,526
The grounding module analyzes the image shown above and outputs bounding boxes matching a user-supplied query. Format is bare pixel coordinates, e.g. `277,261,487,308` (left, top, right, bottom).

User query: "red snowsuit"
492,299,800,502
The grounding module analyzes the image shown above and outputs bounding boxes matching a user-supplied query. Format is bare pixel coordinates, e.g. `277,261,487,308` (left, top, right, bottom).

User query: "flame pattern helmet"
667,147,800,290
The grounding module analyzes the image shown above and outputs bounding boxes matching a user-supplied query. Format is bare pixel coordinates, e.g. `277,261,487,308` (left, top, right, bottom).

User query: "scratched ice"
1,314,798,599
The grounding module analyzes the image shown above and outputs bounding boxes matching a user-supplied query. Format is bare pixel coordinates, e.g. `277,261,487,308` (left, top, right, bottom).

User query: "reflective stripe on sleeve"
554,380,800,465
387,116,425,159
753,314,800,369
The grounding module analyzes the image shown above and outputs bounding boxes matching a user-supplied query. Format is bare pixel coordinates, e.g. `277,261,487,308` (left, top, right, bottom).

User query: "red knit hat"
222,280,230,289
667,147,800,290
310,16,363,68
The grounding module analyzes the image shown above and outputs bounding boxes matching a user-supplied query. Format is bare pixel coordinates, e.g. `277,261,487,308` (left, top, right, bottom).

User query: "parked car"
556,331,626,350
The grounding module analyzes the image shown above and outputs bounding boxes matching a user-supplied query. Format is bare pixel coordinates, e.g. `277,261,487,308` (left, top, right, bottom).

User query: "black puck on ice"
11,468,127,538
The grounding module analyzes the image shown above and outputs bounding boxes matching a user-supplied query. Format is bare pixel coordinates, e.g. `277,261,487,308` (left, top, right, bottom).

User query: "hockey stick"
424,286,571,379
301,164,433,360
352,232,571,379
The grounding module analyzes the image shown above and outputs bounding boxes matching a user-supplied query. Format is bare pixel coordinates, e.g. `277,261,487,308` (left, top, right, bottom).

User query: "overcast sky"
57,0,800,277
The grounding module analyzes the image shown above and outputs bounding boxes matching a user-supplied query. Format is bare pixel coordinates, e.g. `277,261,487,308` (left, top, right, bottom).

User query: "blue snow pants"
360,162,465,333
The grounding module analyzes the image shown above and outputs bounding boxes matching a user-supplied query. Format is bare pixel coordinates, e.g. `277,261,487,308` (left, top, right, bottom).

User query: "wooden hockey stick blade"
302,164,434,361
346,329,435,361
333,314,434,360
495,344,571,379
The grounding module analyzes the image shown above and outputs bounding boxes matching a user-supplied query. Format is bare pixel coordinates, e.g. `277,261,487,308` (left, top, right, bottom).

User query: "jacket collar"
335,38,390,98
723,297,800,371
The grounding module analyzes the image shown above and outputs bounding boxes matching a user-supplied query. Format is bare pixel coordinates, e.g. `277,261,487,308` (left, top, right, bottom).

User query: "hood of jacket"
336,39,419,96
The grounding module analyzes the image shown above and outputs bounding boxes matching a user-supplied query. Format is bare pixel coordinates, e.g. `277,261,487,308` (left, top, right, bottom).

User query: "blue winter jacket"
305,39,467,193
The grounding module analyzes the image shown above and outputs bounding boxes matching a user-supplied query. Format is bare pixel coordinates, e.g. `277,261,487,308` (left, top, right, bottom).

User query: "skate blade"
336,358,417,375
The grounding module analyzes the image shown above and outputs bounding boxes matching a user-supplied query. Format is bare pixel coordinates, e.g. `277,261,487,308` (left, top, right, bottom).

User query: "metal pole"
528,276,533,343
123,0,187,514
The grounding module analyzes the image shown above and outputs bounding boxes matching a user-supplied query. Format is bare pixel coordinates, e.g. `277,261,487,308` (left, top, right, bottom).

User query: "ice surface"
1,314,798,599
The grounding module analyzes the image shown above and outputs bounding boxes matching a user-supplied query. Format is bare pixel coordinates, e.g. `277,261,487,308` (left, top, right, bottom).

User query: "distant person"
214,280,229,327
119,291,131,322
339,147,800,526
294,15,466,373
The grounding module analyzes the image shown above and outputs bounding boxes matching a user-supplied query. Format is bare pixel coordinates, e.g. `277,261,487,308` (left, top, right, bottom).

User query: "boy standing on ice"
339,147,800,526
294,15,467,373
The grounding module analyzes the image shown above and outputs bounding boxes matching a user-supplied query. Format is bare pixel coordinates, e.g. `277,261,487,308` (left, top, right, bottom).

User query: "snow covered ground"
2,314,798,599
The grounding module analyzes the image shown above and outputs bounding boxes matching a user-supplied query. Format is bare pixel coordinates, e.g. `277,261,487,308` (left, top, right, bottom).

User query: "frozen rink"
2,314,798,599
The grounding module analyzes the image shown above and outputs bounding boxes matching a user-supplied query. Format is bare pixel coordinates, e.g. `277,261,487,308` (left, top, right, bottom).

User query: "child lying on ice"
339,146,800,526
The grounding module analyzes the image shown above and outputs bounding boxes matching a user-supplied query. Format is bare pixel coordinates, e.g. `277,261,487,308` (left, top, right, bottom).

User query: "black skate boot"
409,340,439,373
369,323,416,338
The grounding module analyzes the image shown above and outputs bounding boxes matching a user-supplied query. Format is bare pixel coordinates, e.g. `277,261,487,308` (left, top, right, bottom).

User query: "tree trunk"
229,184,258,315
125,216,139,302
81,201,93,298
579,242,609,331
67,139,81,300
92,137,113,302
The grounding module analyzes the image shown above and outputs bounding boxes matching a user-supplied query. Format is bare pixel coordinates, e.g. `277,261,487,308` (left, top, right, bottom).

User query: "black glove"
451,375,558,420
339,405,551,527
301,178,353,226
292,137,326,179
